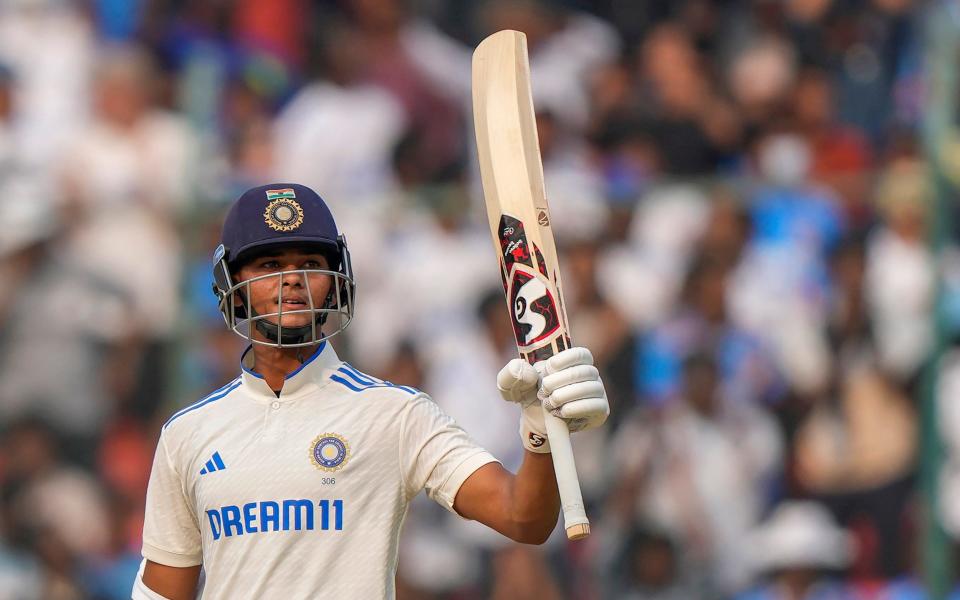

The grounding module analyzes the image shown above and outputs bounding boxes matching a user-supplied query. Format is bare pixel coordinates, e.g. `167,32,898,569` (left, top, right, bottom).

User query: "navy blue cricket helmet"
212,183,355,347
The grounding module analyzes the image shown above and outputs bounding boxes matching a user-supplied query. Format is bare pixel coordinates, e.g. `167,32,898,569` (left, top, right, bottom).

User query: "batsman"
133,182,609,599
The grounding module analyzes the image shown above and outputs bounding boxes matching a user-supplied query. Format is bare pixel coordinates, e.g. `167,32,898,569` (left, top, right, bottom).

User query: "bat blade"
472,29,589,540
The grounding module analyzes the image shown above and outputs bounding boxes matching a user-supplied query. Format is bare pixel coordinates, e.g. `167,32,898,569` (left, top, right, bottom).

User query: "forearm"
140,560,201,600
465,346,608,543
500,451,560,544
454,452,561,544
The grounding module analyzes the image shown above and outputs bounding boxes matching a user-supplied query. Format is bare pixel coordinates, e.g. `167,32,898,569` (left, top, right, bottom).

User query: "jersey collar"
240,341,340,400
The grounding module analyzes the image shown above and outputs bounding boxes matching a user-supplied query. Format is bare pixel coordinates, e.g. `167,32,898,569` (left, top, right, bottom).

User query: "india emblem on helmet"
263,189,304,232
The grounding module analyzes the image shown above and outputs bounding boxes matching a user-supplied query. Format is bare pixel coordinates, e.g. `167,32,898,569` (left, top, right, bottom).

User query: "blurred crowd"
0,0,958,598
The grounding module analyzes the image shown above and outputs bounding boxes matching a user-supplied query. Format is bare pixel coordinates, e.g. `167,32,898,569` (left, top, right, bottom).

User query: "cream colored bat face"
473,28,590,540
514,276,548,345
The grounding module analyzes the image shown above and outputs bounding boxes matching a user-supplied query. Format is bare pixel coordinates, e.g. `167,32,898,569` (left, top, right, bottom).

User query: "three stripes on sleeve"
330,364,417,395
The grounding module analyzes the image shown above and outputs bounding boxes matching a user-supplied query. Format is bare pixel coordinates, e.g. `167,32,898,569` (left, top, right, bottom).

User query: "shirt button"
271,401,280,410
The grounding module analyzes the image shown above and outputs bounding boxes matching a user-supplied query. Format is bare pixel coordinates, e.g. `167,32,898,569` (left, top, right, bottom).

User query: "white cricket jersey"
141,342,498,599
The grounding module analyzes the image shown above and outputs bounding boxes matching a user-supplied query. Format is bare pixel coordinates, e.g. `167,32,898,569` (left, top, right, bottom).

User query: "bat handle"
542,410,590,540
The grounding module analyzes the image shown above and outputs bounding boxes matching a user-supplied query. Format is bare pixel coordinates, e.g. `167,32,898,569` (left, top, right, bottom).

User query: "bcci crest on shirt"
310,433,350,471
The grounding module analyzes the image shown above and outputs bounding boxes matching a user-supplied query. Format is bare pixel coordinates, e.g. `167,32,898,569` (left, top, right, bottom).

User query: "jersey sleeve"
399,394,499,513
141,431,203,567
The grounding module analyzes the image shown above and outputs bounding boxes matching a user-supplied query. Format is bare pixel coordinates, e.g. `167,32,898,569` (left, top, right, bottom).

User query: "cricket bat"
472,29,590,540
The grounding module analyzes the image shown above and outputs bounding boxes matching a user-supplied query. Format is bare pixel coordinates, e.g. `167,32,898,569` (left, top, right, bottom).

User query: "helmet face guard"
212,235,356,348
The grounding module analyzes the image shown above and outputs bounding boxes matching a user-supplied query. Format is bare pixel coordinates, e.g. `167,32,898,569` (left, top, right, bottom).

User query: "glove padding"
497,347,609,453
497,357,546,452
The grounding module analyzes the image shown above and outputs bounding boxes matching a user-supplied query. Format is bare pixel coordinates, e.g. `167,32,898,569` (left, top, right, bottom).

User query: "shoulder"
162,377,243,434
327,362,423,399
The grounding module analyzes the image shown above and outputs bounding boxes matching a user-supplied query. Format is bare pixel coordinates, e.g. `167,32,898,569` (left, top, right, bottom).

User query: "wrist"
520,405,550,453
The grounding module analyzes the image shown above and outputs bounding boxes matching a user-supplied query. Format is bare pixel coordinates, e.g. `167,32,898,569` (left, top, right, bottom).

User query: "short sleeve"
141,432,203,567
399,395,499,513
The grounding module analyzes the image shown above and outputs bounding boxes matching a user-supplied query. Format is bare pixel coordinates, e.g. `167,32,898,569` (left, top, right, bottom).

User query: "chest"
187,399,404,525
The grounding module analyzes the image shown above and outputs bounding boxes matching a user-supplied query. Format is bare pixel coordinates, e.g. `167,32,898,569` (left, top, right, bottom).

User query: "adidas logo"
200,451,227,475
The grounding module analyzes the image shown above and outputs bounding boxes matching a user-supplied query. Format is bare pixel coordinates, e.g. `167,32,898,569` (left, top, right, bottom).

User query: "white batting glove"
497,347,609,453
497,357,548,452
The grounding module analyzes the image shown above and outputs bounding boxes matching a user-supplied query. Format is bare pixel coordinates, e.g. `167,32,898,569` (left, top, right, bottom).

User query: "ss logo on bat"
510,271,559,347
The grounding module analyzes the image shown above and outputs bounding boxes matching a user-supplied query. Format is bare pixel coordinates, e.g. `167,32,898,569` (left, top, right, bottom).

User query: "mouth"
279,298,308,309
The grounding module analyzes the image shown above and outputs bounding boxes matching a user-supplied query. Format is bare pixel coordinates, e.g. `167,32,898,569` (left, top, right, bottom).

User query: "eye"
303,260,322,269
260,260,280,269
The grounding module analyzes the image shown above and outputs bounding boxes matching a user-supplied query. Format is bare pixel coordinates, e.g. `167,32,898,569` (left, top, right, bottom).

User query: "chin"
276,316,313,328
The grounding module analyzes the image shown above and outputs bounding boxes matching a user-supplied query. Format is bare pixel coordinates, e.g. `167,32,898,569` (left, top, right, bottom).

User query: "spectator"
0,0,94,170
725,34,797,136
604,525,695,600
0,197,135,443
350,182,495,369
866,157,934,383
736,501,854,600
605,184,711,329
792,68,873,223
564,237,634,434
272,20,406,209
77,493,144,600
59,44,192,341
538,110,609,242
637,23,742,174
2,417,111,599
347,0,467,184
480,0,620,131
638,251,781,407
612,352,784,594
793,235,917,577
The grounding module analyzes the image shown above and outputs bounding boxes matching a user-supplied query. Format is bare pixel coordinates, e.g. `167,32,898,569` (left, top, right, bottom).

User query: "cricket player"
133,183,609,599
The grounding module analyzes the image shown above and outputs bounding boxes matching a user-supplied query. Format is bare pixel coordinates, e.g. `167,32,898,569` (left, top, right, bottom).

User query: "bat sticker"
509,270,560,348
499,215,532,270
533,243,548,277
499,260,508,294
528,344,556,364
555,269,570,332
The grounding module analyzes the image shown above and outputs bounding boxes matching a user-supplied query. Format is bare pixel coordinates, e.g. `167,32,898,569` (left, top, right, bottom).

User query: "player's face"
236,249,333,331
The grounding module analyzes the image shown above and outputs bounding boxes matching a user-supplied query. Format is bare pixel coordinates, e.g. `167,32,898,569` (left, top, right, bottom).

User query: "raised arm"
454,347,608,544
453,452,560,544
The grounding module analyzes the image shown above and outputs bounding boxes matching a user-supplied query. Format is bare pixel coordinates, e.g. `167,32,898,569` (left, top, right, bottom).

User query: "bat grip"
542,410,590,540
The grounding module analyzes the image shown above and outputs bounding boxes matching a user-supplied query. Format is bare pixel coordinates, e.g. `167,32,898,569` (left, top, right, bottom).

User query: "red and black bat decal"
499,260,509,294
526,344,557,364
533,243,548,277
509,270,560,348
499,215,532,271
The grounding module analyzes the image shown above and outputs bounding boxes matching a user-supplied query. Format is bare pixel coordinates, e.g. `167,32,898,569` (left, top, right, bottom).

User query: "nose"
280,267,304,287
